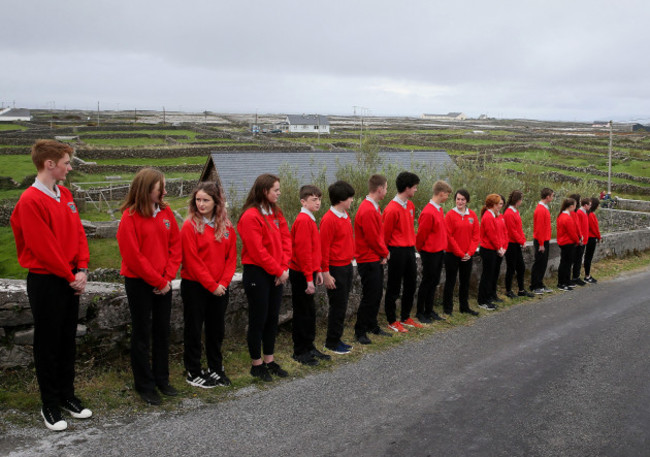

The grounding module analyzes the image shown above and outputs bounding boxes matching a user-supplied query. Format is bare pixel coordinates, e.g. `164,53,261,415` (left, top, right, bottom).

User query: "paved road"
4,269,650,457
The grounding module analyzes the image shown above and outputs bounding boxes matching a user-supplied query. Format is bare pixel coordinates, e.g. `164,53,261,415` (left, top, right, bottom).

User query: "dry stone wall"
2,228,649,368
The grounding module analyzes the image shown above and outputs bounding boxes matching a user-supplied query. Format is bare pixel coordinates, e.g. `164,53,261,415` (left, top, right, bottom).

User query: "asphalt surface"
3,269,650,457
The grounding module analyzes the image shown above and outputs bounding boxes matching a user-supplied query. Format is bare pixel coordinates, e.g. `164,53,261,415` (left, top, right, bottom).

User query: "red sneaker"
388,321,408,333
401,317,424,329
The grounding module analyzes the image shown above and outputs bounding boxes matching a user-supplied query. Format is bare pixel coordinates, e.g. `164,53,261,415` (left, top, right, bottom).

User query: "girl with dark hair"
237,174,292,381
443,189,480,316
583,197,602,283
504,191,535,298
181,182,236,388
491,194,508,303
478,194,505,310
556,198,580,291
117,168,182,405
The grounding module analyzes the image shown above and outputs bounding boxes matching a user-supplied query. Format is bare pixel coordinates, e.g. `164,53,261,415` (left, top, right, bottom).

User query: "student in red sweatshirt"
572,196,592,285
567,193,586,287
490,194,509,303
237,174,292,382
180,182,236,389
556,198,580,290
117,168,182,405
10,140,92,431
583,197,602,283
443,188,480,316
530,188,555,294
504,191,535,298
289,185,329,365
353,174,391,345
384,171,420,333
478,194,505,310
415,180,452,322
320,180,356,354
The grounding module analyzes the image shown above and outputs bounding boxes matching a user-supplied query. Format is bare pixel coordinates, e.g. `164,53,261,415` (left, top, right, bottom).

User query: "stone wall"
615,198,650,212
598,208,650,232
2,228,649,368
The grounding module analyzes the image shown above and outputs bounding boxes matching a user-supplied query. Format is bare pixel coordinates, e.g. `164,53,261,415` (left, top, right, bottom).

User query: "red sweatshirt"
496,214,508,250
237,207,291,277
416,201,447,253
570,211,582,243
289,210,322,282
354,198,389,263
11,185,89,283
588,212,601,240
180,220,237,293
533,202,552,244
480,209,502,250
504,206,526,245
117,206,182,290
320,208,354,271
557,211,580,246
577,208,589,243
445,208,480,258
383,199,416,247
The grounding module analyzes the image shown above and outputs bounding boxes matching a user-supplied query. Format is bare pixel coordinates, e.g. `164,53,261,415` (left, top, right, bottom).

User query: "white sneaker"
42,406,68,431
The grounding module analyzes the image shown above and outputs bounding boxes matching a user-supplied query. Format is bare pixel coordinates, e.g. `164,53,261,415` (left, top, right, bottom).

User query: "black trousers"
492,253,504,298
572,244,586,280
505,242,526,292
325,264,353,347
478,248,498,304
243,264,283,360
181,279,228,376
125,277,172,394
417,250,445,316
385,246,417,323
289,268,317,356
27,273,79,408
443,253,473,313
558,244,576,286
584,237,598,277
530,240,550,290
355,261,384,337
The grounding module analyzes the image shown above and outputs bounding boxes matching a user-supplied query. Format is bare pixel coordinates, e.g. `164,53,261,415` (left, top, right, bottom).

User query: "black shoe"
310,348,332,361
557,284,571,291
292,352,319,366
479,302,497,311
186,371,218,389
61,396,92,419
460,308,479,316
369,326,392,337
572,278,587,286
505,290,517,299
265,361,288,378
157,383,179,396
250,364,272,382
584,276,597,284
139,390,162,405
415,314,433,324
429,312,446,321
491,296,504,303
518,290,535,298
355,334,372,345
206,368,232,387
41,405,67,431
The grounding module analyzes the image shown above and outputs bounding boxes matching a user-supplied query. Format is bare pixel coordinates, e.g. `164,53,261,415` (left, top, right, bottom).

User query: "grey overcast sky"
1,0,648,121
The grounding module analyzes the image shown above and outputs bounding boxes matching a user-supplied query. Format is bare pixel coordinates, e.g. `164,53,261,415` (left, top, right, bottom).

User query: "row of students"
13,143,604,426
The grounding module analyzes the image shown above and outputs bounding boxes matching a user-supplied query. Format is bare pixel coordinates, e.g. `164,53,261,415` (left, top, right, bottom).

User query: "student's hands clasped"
323,272,336,289
69,271,88,295
153,281,172,295
275,270,289,286
213,284,227,296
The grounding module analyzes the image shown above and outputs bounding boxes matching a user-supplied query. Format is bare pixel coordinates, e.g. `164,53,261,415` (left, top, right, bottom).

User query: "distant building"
592,121,610,128
200,150,455,201
286,115,330,134
0,108,31,122
421,112,467,121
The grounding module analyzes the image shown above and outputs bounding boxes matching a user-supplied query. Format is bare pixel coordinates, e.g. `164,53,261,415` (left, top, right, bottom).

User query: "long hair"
187,182,232,241
558,198,576,216
481,193,501,217
590,197,600,212
120,168,166,217
239,173,282,221
506,190,523,208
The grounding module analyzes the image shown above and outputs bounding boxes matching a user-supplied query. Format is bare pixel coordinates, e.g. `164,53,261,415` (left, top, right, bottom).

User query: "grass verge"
2,249,650,430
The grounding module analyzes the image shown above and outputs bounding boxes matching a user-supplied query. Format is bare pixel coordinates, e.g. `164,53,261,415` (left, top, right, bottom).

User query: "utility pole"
134,108,137,125
163,106,166,125
317,114,321,145
608,120,613,194
97,101,100,127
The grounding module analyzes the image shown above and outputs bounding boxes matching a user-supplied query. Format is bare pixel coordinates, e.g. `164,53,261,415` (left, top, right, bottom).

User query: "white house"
421,112,467,121
286,114,330,134
0,108,31,122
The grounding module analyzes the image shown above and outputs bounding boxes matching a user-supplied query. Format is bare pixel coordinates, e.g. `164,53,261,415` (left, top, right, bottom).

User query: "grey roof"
201,150,455,201
0,108,31,118
286,114,330,126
